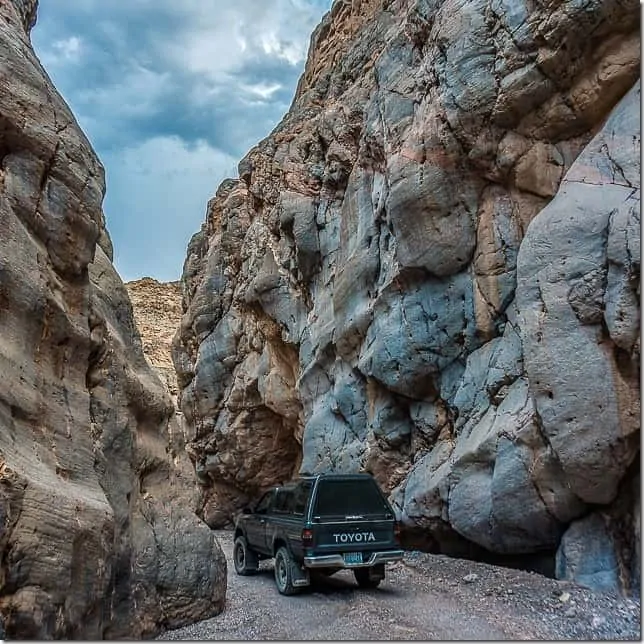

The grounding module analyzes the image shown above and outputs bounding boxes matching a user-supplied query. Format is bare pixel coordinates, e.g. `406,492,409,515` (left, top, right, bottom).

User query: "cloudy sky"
31,0,332,282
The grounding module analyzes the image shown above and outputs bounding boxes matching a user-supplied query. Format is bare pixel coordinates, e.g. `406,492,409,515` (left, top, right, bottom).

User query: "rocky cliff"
0,1,226,638
126,277,183,401
174,0,640,593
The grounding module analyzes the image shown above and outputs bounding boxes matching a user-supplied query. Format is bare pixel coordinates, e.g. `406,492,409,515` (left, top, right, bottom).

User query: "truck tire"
354,565,384,589
233,536,259,575
274,546,299,595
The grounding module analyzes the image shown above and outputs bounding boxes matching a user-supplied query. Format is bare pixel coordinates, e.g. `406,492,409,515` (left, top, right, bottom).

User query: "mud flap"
292,565,311,587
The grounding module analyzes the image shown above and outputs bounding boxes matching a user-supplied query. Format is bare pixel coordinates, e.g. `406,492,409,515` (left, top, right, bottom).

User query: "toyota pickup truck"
232,473,404,595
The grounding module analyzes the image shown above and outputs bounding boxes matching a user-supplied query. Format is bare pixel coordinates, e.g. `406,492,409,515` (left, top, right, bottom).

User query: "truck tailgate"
311,519,396,553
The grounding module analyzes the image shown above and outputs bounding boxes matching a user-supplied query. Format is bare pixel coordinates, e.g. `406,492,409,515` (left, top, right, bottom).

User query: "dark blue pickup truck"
232,473,404,595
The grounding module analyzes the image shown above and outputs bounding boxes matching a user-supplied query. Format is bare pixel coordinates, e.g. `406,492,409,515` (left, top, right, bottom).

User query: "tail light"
393,521,401,544
301,528,313,545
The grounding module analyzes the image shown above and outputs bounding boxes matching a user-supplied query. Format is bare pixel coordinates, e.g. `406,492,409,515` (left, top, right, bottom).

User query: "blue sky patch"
32,0,332,281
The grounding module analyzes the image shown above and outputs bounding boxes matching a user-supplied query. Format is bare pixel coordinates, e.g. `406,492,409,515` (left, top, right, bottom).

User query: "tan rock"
514,142,564,198
125,277,182,399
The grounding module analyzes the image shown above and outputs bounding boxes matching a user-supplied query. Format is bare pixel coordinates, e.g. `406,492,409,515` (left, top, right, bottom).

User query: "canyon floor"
157,530,640,640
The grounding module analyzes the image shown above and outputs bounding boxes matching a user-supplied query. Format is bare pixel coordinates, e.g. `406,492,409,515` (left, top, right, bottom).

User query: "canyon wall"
126,277,183,401
174,0,640,593
0,1,226,638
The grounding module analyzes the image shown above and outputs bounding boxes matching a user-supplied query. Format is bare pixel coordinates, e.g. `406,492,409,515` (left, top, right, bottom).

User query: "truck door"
246,490,275,554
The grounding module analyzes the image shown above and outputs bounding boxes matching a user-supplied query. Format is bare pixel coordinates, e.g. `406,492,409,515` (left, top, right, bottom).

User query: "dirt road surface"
158,530,640,640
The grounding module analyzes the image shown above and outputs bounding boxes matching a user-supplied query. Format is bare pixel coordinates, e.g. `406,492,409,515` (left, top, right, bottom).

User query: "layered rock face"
126,277,183,400
174,0,640,592
0,1,225,638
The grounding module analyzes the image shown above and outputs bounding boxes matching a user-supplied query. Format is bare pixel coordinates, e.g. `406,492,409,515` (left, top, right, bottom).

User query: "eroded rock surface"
174,0,640,593
126,277,183,401
0,1,225,638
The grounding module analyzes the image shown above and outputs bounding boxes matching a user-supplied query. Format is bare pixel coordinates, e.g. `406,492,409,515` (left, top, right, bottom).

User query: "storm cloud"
32,0,332,280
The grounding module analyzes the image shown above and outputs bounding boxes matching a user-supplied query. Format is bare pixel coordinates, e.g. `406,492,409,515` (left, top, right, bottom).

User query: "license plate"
344,552,363,565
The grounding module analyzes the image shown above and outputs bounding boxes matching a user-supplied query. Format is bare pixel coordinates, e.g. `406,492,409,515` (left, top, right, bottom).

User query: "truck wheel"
354,565,384,589
274,546,299,595
233,536,258,575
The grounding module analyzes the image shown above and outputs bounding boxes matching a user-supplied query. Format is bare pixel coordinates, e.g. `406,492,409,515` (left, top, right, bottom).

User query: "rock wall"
126,277,183,401
0,1,225,638
174,0,640,592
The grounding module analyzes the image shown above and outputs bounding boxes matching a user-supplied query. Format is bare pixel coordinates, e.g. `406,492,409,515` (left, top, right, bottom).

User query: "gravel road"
158,530,640,640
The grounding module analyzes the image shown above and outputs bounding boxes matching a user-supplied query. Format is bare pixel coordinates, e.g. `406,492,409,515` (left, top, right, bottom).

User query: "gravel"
157,530,641,640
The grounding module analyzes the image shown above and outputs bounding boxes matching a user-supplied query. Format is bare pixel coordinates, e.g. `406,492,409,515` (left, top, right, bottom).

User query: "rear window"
313,478,391,518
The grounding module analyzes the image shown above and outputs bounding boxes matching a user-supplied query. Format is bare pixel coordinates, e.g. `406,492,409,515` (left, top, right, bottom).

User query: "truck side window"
291,482,311,515
255,491,274,514
274,490,291,514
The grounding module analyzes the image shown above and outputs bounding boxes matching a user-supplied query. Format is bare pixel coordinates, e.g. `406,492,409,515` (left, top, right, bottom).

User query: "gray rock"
556,469,640,594
556,513,622,594
174,0,640,580
516,82,641,506
358,271,477,398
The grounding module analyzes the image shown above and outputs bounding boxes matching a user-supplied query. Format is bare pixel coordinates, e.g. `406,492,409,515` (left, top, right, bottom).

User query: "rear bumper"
304,549,404,568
